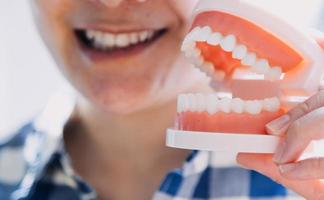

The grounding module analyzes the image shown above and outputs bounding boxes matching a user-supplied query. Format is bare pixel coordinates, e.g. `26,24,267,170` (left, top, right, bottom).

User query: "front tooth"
219,97,231,113
252,59,271,74
129,33,139,45
206,94,218,115
185,48,200,59
177,94,185,113
139,31,149,42
241,52,256,66
245,100,262,115
196,26,212,42
115,34,130,48
232,45,247,60
231,98,244,114
265,67,282,81
188,93,197,112
196,93,206,112
220,35,236,52
182,95,190,112
185,27,201,42
102,33,115,48
207,32,223,46
263,97,280,112
93,32,106,49
181,40,196,52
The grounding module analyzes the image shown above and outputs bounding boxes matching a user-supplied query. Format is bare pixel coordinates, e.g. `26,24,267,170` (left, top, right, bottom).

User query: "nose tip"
99,0,147,7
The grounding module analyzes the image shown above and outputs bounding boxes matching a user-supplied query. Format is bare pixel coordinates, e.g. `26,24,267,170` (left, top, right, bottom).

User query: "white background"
0,0,324,135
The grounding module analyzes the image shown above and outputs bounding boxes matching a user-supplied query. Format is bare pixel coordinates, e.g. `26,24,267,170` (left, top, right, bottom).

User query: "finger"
266,91,324,136
279,157,324,180
237,153,324,200
273,107,324,164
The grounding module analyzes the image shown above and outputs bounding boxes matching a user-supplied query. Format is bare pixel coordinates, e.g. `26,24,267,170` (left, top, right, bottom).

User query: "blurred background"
0,0,324,136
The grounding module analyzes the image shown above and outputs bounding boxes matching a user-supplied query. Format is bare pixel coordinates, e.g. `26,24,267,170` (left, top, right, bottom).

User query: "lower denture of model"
177,11,303,135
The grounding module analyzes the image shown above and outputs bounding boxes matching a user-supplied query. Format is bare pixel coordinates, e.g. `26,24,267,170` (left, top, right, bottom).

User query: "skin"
30,0,211,199
29,0,324,199
237,37,324,200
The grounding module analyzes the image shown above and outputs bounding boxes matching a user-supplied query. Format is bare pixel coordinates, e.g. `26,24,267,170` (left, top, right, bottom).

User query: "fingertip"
266,115,290,136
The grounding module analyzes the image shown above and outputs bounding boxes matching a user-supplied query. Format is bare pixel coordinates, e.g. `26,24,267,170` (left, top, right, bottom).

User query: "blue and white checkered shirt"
0,93,303,200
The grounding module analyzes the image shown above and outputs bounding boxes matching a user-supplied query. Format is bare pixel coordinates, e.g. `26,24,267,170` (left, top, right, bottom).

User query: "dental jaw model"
166,0,324,158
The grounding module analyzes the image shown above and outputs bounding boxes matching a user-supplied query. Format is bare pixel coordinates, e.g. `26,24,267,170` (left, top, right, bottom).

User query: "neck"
78,97,187,164
64,96,190,199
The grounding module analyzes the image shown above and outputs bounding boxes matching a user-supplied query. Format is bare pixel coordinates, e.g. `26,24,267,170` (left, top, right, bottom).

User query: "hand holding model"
238,39,324,199
172,0,324,198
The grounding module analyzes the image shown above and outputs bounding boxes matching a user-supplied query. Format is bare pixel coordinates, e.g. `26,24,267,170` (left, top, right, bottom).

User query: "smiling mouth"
75,28,168,56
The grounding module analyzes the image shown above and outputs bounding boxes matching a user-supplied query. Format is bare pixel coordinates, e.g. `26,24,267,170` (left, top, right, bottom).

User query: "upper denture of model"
182,26,283,81
181,12,303,82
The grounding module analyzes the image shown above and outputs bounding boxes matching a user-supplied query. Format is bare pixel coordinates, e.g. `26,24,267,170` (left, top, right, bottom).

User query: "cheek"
170,0,199,20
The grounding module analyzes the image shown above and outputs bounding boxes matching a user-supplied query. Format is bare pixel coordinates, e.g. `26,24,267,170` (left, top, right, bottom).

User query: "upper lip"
74,23,167,34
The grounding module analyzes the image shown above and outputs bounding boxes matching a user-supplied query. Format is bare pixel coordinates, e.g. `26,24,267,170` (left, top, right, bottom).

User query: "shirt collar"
13,91,76,199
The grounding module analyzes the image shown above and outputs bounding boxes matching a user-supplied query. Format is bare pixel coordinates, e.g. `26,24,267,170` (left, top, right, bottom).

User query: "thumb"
266,91,324,135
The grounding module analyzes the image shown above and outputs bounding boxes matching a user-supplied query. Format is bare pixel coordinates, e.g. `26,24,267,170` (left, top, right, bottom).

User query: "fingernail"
266,114,290,135
279,163,297,174
273,142,286,163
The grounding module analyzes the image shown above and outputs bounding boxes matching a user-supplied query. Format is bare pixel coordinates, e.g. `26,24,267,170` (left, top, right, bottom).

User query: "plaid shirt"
0,93,303,200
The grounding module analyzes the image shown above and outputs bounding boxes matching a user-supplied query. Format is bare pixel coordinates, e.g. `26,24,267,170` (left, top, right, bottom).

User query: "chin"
79,77,158,115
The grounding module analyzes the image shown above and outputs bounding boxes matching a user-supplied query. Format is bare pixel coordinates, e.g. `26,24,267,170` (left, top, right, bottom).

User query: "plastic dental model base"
166,129,280,153
166,0,324,156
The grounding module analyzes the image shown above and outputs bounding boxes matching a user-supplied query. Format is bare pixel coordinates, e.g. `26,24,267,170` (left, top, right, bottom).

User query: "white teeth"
263,97,280,112
181,40,196,52
181,27,284,82
207,32,223,46
102,33,115,48
196,93,206,112
184,47,198,57
177,94,281,114
251,59,271,74
219,97,231,113
231,98,244,114
241,52,257,66
188,93,197,112
115,34,129,48
129,33,139,45
177,94,186,113
220,35,236,52
232,45,247,60
85,29,156,50
139,31,149,42
196,26,212,42
206,94,218,115
245,100,262,115
265,66,282,81
185,27,202,42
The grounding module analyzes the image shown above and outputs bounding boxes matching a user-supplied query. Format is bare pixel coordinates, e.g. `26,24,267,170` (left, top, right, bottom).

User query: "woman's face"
31,0,202,114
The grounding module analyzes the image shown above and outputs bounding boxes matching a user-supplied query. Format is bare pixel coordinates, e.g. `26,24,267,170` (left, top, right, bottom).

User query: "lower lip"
77,35,163,62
